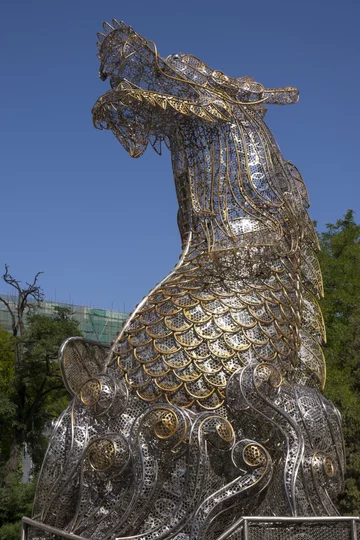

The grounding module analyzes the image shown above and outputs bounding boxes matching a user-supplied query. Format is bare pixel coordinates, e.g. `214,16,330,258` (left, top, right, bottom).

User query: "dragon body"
31,21,345,540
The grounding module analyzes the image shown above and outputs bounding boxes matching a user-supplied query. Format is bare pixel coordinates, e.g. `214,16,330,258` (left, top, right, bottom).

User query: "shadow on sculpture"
23,20,357,540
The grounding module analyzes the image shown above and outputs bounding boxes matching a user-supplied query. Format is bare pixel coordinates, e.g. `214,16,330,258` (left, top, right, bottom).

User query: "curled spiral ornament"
243,443,267,467
80,378,101,406
138,405,189,456
77,374,128,417
199,415,235,451
153,409,179,440
88,438,116,471
323,456,335,478
85,434,131,478
254,363,283,390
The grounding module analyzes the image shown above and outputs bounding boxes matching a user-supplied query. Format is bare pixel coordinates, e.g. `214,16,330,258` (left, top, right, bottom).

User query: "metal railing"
224,516,360,540
21,515,360,540
21,517,85,540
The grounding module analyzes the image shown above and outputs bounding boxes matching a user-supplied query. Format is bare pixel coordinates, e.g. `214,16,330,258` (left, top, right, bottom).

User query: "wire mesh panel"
247,522,355,540
225,519,359,540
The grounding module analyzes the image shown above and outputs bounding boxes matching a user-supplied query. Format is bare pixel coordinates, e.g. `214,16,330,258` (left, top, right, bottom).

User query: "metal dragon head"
92,20,299,158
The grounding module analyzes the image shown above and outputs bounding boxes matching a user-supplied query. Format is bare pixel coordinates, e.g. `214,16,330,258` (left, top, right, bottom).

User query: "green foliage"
0,305,81,470
0,286,82,533
19,306,81,463
318,210,360,515
0,328,15,386
0,469,36,540
0,329,16,433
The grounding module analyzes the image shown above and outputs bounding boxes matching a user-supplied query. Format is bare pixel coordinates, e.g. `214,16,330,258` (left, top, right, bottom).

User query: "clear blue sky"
1,0,359,313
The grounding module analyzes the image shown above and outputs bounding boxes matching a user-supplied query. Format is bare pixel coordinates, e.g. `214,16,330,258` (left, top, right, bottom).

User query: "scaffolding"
0,294,128,345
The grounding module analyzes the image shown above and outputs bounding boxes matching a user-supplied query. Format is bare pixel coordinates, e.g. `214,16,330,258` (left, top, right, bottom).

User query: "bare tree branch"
1,264,44,337
3,264,22,294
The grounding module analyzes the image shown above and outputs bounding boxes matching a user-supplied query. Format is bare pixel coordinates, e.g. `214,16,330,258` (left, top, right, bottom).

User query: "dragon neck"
170,117,297,265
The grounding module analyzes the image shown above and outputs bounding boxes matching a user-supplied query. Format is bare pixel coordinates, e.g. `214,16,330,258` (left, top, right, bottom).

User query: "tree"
0,266,44,479
0,469,36,540
18,306,82,465
0,267,81,482
0,328,16,450
0,268,82,538
318,210,360,515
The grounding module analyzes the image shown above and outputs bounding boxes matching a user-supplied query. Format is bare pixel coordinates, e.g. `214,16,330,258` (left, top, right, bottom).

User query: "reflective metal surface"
28,20,347,539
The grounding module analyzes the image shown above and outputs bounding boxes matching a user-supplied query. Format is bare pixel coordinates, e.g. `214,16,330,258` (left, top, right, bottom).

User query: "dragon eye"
166,53,182,63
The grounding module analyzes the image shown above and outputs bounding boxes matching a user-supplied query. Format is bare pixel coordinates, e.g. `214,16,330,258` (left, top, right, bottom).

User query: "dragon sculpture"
30,20,345,540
